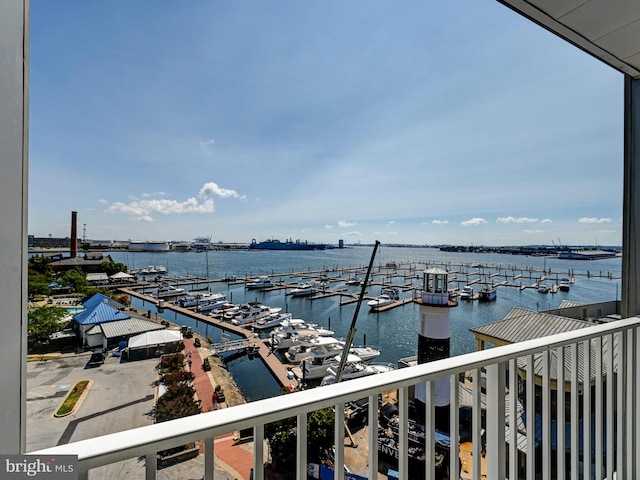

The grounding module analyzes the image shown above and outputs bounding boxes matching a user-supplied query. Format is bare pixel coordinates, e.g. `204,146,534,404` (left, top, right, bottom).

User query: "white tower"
415,266,456,431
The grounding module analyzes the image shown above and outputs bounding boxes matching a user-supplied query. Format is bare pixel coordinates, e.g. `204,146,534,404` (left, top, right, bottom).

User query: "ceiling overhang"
498,0,640,79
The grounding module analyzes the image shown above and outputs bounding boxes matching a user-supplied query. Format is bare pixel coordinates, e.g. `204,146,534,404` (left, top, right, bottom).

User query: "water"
108,247,622,401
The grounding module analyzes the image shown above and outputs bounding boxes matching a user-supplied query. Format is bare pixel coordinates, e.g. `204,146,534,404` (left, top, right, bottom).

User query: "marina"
111,246,622,402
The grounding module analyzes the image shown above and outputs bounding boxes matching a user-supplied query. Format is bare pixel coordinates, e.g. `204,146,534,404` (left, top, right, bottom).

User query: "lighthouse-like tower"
415,266,456,431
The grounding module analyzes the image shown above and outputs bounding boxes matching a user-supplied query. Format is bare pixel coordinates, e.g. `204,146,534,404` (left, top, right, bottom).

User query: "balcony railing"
32,316,640,480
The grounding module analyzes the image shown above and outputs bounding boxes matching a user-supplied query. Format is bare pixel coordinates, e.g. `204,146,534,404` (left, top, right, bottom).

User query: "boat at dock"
367,287,400,310
320,361,396,386
154,285,185,297
289,283,318,297
245,276,273,289
559,277,571,291
228,302,282,326
478,285,497,302
177,291,226,308
459,285,474,300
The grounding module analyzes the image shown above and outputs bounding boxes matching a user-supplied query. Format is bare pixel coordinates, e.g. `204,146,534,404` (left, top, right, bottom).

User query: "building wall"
0,0,28,454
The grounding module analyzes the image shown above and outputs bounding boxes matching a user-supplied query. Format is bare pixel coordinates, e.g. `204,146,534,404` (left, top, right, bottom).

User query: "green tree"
28,305,68,346
100,260,128,276
28,271,52,296
265,405,335,469
59,268,88,290
28,255,54,276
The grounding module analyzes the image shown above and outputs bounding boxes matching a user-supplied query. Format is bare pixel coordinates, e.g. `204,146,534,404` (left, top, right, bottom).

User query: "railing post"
450,374,460,480
486,362,506,480
254,424,264,480
398,386,409,480
425,380,435,480
472,368,482,480
508,358,518,480
204,437,214,480
334,402,345,480
297,412,308,480
367,394,379,480
557,345,565,479
145,451,156,480
526,354,536,479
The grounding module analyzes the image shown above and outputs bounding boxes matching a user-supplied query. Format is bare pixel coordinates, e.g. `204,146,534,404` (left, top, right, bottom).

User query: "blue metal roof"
74,300,130,326
82,293,112,309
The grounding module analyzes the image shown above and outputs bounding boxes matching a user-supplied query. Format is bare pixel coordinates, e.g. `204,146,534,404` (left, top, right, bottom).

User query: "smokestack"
70,211,78,258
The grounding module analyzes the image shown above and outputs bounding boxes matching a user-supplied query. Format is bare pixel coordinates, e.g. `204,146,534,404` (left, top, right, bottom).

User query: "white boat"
320,361,396,386
253,312,293,330
229,302,282,326
154,285,185,297
459,285,474,300
478,286,497,302
538,283,549,294
289,283,317,297
367,288,400,310
245,276,273,289
301,353,363,381
345,276,361,286
268,319,335,350
559,278,571,292
285,336,381,365
177,291,226,308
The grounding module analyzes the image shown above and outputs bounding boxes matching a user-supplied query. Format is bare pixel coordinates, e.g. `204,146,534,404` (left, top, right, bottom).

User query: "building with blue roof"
74,294,131,347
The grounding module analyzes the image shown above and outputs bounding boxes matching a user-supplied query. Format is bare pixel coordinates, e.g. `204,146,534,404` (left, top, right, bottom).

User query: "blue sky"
28,1,623,246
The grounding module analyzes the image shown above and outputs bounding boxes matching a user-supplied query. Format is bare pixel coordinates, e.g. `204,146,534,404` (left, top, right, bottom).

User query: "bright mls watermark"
1,455,77,479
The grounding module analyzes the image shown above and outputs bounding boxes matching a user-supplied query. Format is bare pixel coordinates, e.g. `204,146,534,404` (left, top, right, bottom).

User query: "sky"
28,1,624,247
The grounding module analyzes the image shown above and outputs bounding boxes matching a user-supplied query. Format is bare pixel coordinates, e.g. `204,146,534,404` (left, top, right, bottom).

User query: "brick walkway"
183,337,261,480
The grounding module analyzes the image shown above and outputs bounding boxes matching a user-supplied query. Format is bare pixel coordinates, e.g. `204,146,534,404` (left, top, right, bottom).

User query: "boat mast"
334,240,380,383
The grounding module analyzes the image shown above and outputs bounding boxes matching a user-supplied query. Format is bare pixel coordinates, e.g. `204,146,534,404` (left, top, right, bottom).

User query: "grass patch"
55,380,90,417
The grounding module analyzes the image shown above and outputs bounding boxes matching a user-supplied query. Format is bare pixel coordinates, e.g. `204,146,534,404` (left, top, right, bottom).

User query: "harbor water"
108,247,622,402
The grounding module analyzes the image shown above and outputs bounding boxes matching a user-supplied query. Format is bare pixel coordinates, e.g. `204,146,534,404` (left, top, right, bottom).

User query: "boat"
478,285,496,302
253,312,293,330
345,276,361,286
245,276,273,289
320,361,396,386
285,336,381,365
367,287,400,310
249,238,326,250
557,249,619,260
459,285,474,300
267,319,335,350
177,291,226,308
289,283,318,297
154,285,185,297
229,302,282,326
537,283,549,294
297,342,382,381
559,277,571,292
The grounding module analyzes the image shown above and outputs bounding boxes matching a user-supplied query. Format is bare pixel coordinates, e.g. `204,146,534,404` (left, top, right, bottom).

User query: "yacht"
268,320,335,350
320,361,396,386
478,285,497,302
298,342,383,381
289,283,318,297
285,336,381,365
228,302,282,326
538,283,549,294
367,287,400,310
154,285,185,297
559,277,571,292
177,291,226,308
459,285,474,300
253,312,293,330
245,276,273,289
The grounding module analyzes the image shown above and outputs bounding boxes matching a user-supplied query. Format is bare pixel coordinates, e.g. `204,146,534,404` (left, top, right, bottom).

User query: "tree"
28,255,54,276
59,268,87,290
28,305,68,346
100,260,128,276
264,402,335,469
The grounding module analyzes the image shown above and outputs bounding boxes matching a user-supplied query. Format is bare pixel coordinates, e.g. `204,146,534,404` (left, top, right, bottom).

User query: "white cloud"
578,217,612,224
523,229,544,234
541,218,553,224
461,217,489,226
496,216,539,224
141,191,166,198
344,231,362,237
431,219,449,225
199,182,244,199
338,221,357,228
324,225,334,229
106,198,214,221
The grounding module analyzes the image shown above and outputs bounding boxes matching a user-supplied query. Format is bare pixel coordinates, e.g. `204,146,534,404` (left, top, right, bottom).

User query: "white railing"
32,316,640,480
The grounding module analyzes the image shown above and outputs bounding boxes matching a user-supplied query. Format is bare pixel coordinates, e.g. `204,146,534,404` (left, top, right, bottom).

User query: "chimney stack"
70,211,78,258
